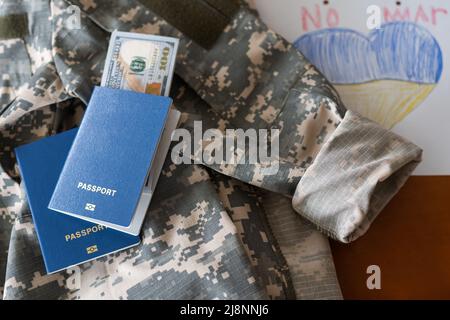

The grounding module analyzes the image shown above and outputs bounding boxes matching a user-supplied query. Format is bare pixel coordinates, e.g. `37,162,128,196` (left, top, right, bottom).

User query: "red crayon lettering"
432,7,448,25
384,7,410,21
415,5,430,23
327,8,339,28
301,5,321,32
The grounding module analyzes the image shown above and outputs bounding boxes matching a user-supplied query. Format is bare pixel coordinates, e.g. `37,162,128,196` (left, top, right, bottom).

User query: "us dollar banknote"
101,31,179,96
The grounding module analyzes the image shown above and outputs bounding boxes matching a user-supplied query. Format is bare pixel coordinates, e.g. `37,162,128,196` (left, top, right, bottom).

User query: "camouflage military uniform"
0,0,422,299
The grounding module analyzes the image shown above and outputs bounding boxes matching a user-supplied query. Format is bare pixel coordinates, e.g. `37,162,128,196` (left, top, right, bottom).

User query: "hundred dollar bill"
101,30,179,96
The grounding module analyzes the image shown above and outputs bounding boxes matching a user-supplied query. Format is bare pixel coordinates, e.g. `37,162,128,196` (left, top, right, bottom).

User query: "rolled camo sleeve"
292,110,422,243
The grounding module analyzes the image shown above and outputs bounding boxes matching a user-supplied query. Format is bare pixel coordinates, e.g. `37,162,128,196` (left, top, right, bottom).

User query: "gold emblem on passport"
86,245,98,254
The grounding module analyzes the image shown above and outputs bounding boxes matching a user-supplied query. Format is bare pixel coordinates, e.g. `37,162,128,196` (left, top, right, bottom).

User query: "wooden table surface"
330,176,450,300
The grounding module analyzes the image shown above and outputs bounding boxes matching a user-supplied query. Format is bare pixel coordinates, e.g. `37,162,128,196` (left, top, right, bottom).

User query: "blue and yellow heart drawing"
295,21,443,128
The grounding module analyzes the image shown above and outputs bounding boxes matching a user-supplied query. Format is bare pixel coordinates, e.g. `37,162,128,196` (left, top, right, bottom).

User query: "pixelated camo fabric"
0,0,422,300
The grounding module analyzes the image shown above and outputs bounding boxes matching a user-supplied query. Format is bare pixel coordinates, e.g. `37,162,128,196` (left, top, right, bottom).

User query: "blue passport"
48,86,176,235
15,129,140,274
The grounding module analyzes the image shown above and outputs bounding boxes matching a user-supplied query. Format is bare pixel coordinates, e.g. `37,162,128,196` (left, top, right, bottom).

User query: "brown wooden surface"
330,176,450,299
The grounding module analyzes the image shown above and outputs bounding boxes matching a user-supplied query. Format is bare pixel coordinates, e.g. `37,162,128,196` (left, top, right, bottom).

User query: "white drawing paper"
254,0,449,175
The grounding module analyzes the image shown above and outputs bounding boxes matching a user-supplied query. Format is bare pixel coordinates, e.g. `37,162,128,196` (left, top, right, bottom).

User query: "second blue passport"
16,129,140,274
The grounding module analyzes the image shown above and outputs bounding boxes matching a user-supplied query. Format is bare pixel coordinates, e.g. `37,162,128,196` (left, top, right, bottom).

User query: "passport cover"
15,129,140,274
49,86,172,231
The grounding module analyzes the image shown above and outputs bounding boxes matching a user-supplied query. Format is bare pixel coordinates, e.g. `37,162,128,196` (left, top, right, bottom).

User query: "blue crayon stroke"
294,22,443,84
